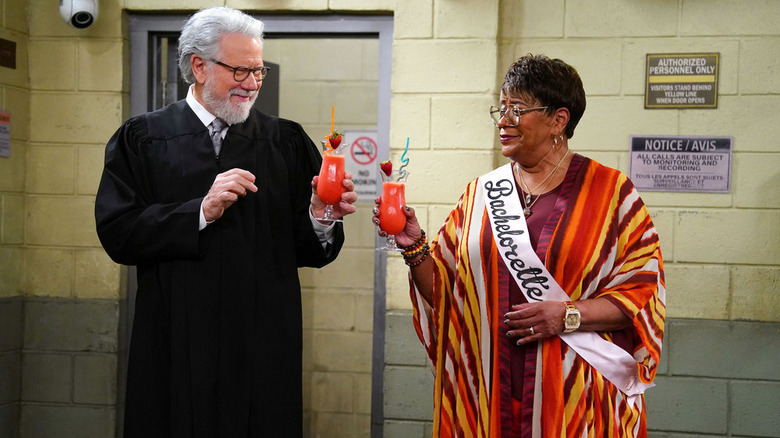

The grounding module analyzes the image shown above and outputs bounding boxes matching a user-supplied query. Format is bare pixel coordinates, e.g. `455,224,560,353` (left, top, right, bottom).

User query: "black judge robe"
95,100,344,438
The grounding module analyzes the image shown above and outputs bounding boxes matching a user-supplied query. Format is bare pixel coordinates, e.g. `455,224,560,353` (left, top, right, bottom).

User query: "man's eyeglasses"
211,59,270,82
489,105,548,126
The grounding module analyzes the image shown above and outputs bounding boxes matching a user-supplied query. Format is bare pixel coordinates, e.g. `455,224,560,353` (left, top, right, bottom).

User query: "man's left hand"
310,171,358,222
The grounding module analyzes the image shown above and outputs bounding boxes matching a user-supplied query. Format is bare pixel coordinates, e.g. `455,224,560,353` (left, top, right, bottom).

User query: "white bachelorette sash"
480,164,651,400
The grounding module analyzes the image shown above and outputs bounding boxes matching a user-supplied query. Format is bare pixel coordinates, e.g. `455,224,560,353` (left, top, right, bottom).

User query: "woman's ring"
529,326,535,335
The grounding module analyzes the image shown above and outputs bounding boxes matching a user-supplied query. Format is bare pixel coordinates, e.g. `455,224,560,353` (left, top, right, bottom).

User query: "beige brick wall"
385,0,503,310
0,0,30,298
268,36,380,434
5,0,779,435
12,0,126,299
509,0,780,323
387,0,780,325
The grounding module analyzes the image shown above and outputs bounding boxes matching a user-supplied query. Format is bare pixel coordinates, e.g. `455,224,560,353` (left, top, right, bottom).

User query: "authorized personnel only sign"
343,130,379,203
629,135,732,193
645,53,719,109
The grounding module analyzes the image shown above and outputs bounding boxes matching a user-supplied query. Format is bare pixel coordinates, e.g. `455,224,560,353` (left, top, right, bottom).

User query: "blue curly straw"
398,137,410,181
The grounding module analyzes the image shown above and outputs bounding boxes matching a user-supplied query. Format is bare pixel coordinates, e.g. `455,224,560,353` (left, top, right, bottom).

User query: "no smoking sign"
350,136,377,165
344,131,379,203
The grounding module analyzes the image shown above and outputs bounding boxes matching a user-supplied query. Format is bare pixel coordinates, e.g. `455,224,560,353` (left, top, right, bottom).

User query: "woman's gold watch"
563,301,581,333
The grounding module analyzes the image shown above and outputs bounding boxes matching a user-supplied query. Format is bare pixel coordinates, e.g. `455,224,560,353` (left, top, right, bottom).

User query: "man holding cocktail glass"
95,7,356,437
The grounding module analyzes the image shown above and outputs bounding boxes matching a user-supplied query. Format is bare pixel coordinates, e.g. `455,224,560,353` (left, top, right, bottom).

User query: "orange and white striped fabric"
410,155,665,437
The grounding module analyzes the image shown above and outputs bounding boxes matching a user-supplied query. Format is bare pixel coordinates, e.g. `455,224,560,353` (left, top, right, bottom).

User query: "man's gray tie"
209,118,226,156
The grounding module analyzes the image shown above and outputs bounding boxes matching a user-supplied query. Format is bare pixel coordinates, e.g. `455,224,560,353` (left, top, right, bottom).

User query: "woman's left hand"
504,301,566,345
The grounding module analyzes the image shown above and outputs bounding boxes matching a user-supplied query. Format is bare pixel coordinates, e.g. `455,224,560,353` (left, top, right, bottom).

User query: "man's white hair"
178,7,265,84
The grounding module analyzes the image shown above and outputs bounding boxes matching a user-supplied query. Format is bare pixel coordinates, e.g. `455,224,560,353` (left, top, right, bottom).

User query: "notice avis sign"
629,135,732,193
629,136,732,193
645,53,719,109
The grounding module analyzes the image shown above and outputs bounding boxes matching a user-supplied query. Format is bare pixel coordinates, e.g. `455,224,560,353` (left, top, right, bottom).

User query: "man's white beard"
202,75,258,125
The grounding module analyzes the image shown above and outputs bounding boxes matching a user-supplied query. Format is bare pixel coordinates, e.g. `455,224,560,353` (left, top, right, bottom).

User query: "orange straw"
331,106,335,134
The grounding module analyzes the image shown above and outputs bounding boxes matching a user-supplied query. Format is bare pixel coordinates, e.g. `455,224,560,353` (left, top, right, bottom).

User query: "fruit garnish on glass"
325,129,343,150
380,160,392,177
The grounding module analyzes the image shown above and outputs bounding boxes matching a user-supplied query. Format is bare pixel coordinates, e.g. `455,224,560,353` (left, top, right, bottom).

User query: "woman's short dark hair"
501,54,586,138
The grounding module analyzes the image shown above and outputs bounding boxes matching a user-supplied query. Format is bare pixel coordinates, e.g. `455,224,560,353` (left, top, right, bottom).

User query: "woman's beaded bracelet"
403,242,429,260
404,245,429,267
400,230,427,257
402,242,428,259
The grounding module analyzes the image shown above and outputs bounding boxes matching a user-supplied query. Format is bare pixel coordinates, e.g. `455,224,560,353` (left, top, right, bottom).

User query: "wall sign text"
645,53,719,109
629,135,732,193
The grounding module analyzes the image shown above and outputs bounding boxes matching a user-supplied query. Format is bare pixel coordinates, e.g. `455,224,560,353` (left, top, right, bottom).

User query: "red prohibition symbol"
350,136,378,165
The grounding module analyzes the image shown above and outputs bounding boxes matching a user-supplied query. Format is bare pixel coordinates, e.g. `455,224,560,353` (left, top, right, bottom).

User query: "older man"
95,7,357,437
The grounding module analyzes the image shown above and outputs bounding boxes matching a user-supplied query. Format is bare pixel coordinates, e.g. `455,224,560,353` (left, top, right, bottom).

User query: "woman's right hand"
373,198,423,248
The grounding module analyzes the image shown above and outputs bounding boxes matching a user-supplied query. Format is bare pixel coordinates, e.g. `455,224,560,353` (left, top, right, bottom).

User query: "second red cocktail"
378,181,406,235
377,169,409,251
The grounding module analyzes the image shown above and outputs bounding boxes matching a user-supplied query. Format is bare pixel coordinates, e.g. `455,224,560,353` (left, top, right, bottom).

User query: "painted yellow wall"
8,5,779,303
0,0,30,298
385,0,780,324
2,0,778,436
268,36,380,434
506,0,780,322
1,0,126,299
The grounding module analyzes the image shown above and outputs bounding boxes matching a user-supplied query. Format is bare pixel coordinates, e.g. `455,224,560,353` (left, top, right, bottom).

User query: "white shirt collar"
186,85,230,130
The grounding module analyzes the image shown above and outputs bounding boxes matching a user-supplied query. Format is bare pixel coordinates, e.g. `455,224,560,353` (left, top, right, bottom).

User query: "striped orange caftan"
410,155,665,437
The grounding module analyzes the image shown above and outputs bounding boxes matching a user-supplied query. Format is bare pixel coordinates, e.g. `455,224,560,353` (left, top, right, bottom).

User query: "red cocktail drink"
379,182,406,235
314,139,346,222
376,168,410,251
317,152,345,205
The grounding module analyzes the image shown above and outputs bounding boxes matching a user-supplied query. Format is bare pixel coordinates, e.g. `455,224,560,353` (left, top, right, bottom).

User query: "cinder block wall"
0,0,29,435
384,1,780,437
265,36,380,435
384,0,502,433
3,0,779,437
0,0,127,436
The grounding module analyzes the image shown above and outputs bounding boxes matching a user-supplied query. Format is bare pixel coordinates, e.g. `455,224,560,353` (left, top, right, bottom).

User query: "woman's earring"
553,135,559,150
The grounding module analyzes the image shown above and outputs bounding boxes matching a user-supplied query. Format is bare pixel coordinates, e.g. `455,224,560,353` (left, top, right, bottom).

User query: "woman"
375,54,665,437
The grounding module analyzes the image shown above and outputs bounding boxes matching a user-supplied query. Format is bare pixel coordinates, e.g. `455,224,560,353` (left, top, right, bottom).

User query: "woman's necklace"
515,149,570,218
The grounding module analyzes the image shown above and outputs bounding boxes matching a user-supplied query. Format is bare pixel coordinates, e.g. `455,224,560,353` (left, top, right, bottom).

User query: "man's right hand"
202,168,258,222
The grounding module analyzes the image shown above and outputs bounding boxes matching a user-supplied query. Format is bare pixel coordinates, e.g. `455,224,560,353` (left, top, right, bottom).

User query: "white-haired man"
95,7,357,437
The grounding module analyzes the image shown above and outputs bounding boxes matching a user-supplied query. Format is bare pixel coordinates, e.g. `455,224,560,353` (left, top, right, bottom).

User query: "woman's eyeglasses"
489,105,548,126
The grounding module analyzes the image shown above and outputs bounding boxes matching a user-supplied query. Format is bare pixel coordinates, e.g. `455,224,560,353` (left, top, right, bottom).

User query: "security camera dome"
59,0,98,29
71,11,94,28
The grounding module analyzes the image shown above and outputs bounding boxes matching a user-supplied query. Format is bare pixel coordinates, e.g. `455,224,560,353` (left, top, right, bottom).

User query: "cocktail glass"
314,140,346,222
377,169,408,251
